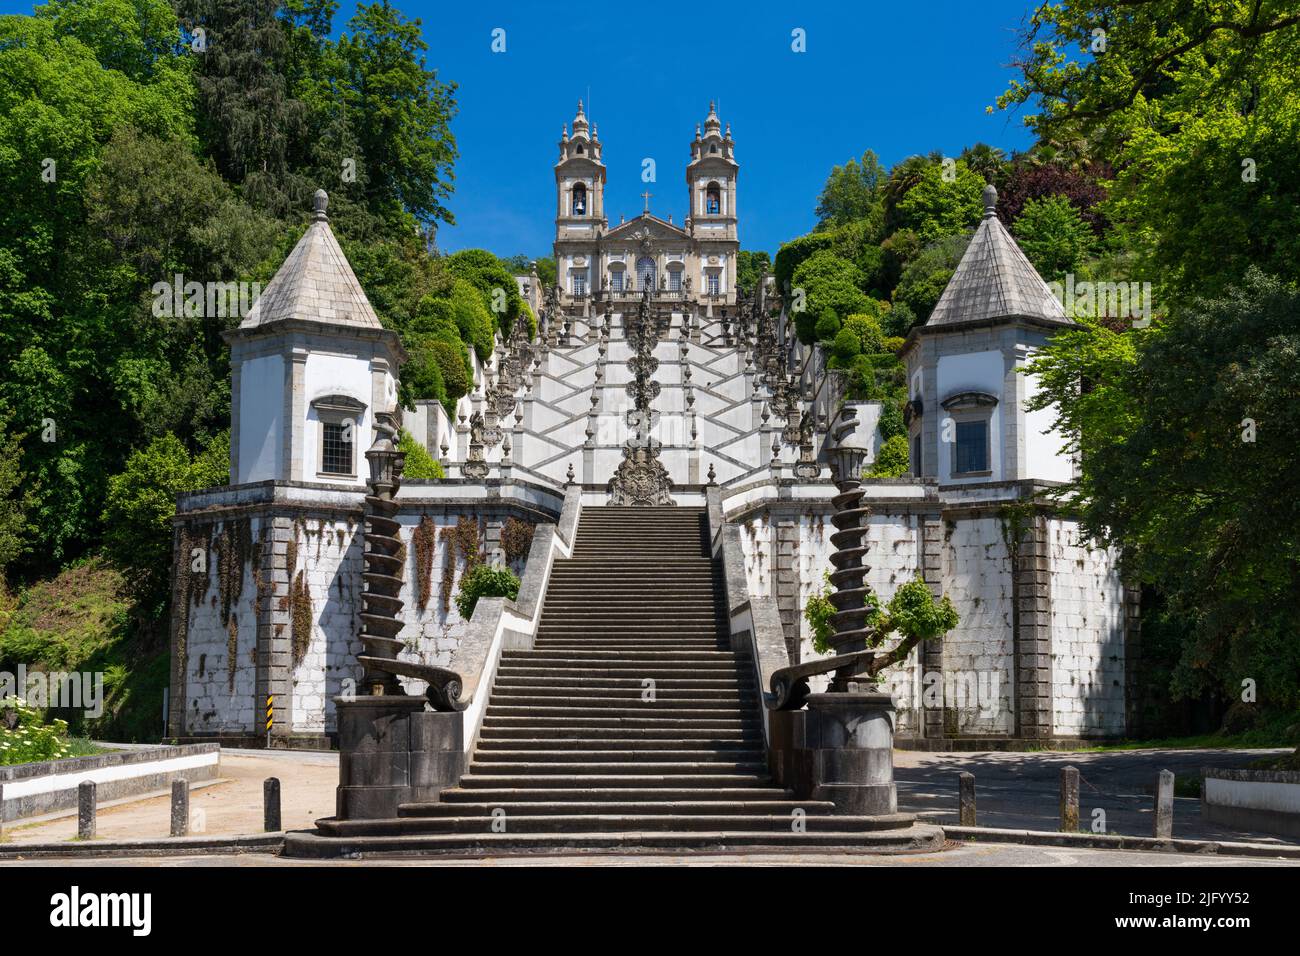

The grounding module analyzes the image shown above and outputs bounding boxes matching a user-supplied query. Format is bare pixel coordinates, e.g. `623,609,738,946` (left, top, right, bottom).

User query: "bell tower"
685,102,739,301
554,100,607,299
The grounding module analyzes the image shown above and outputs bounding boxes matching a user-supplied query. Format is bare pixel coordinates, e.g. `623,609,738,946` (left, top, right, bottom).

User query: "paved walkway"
1,749,338,845
894,748,1297,844
4,842,1297,867
4,746,1292,849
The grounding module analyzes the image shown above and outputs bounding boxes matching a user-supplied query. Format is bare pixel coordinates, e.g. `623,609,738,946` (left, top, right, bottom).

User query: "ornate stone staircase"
299,506,940,854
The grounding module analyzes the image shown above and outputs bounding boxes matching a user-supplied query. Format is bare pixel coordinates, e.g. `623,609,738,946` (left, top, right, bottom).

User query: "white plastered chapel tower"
225,189,406,486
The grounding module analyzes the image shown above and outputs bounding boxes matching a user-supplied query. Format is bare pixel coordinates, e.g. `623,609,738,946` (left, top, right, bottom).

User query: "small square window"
321,420,354,476
953,420,989,474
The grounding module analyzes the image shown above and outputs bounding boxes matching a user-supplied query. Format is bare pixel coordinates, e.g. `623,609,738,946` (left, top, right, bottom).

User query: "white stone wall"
183,517,264,736
937,517,1016,735
1047,518,1127,736
287,516,364,734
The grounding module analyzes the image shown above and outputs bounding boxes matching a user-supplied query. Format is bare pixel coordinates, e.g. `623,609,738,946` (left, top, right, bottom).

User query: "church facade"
553,101,740,312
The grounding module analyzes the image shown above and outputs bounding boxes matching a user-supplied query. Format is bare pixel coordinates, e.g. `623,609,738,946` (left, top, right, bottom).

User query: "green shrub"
813,310,841,342
829,328,861,366
454,563,520,620
867,434,910,478
396,429,444,480
842,313,885,354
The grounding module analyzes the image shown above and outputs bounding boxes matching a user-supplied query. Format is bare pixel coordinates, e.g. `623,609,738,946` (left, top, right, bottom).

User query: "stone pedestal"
768,691,900,816
335,696,465,820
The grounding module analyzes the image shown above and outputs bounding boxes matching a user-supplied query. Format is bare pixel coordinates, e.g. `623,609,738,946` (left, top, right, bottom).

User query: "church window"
572,183,587,216
709,144,718,154
668,270,681,292
637,257,655,290
706,272,720,295
953,420,989,475
611,270,623,292
321,420,354,476
706,182,721,215
573,271,587,296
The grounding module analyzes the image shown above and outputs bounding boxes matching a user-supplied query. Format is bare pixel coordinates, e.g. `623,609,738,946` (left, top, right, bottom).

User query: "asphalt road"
894,748,1297,844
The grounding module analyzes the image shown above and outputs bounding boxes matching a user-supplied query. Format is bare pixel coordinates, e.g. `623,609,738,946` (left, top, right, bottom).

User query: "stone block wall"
729,491,1128,742
169,486,549,745
1046,518,1127,736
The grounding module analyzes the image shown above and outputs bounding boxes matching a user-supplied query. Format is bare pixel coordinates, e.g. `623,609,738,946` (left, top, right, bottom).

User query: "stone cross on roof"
924,184,1070,328
238,189,383,331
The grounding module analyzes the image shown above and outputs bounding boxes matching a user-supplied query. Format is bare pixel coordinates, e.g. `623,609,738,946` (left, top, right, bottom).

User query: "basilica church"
552,100,740,311
166,102,1134,769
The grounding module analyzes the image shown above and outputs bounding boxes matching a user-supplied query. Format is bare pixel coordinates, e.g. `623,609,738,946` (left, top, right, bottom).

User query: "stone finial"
313,188,329,221
707,462,716,485
982,183,998,219
566,462,575,486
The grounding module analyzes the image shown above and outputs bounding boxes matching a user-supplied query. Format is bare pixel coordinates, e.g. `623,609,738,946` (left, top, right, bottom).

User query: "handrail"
704,486,791,747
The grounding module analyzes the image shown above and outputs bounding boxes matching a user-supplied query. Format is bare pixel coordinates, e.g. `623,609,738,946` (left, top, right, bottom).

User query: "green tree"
892,234,970,323
1025,269,1300,712
101,430,228,615
1013,195,1094,282
789,250,871,342
735,250,771,295
895,160,985,244
814,149,886,230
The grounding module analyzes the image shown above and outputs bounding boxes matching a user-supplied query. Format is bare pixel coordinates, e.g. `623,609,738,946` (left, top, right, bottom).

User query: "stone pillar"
774,517,801,663
1014,514,1053,740
920,514,946,740
170,780,189,837
770,693,899,815
264,777,282,832
1060,765,1079,831
335,697,465,820
1123,581,1143,737
958,772,977,825
1154,769,1174,839
259,514,295,745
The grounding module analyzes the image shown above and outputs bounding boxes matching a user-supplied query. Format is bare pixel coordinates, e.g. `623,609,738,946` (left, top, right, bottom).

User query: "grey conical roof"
239,190,382,331
924,185,1069,328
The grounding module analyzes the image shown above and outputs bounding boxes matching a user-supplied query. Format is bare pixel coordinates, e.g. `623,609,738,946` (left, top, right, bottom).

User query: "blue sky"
5,0,1041,258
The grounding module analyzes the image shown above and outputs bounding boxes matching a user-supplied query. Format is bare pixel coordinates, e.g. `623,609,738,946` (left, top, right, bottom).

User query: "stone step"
489,686,753,699
457,772,773,789
317,813,916,837
467,760,769,775
494,667,749,680
485,704,753,719
474,739,761,752
504,650,738,660
398,799,831,817
492,676,752,689
487,695,759,711
479,717,760,731
284,825,944,857
472,749,764,763
476,727,763,742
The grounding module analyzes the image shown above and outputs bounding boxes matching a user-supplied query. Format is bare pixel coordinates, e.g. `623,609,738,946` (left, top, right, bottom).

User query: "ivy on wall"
500,517,535,565
413,514,437,612
438,516,482,615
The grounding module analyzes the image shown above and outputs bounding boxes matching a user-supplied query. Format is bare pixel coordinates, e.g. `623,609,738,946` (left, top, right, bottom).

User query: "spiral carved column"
358,411,406,696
